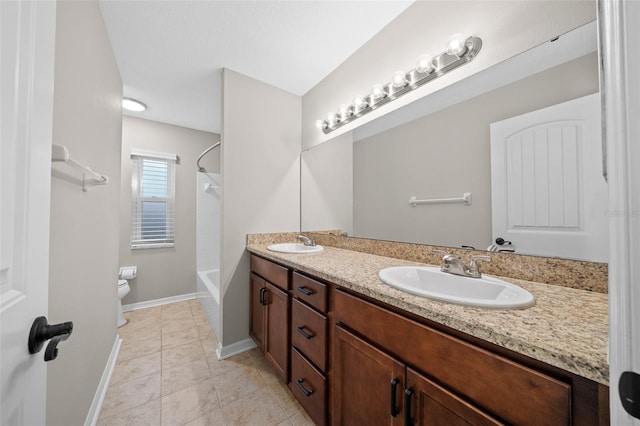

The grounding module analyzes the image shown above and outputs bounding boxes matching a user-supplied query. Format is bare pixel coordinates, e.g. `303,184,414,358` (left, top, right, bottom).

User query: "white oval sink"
378,266,534,309
267,243,323,254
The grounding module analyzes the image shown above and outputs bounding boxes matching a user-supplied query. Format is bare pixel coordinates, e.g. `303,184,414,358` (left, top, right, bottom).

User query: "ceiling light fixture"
316,34,482,134
122,97,147,112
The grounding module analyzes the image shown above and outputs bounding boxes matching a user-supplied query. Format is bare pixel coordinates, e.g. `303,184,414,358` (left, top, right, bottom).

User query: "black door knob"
28,316,73,362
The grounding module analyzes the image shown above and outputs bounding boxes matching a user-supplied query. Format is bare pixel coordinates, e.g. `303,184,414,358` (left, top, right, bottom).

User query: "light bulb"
391,71,408,89
415,54,434,74
315,119,327,130
353,96,368,111
339,104,353,120
446,33,467,56
371,84,386,101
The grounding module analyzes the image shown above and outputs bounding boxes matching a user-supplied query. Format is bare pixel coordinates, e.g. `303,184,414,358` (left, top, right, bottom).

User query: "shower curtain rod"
197,141,221,172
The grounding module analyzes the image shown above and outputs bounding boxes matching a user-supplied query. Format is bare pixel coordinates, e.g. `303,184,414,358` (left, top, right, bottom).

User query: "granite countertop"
247,243,609,386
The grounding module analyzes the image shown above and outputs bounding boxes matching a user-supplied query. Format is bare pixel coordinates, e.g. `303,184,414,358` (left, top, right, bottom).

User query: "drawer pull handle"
297,286,315,296
404,388,414,426
296,326,315,339
296,378,314,397
259,287,267,305
390,378,400,417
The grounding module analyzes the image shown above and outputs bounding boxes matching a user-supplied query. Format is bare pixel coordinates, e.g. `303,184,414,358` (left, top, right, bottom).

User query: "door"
1,1,57,425
264,282,289,381
490,93,608,262
249,273,266,349
405,368,503,426
333,325,405,425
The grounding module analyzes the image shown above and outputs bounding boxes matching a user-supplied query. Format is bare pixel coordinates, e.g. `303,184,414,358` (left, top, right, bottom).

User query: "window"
130,150,176,249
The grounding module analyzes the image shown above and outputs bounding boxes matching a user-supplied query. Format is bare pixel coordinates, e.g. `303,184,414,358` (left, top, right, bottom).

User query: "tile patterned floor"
97,300,314,426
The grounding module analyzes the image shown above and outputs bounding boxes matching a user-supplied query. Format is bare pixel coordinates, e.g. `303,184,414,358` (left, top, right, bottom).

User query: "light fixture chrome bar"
319,36,482,134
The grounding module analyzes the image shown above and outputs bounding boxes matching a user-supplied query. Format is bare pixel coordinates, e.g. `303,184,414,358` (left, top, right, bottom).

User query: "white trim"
216,338,257,360
130,149,177,160
600,0,640,423
84,335,122,426
122,293,196,312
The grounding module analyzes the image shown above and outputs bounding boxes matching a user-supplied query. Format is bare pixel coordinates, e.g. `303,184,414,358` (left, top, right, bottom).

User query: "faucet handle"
469,255,491,278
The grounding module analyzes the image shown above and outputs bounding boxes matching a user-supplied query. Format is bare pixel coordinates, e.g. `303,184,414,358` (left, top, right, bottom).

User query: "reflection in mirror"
301,22,608,262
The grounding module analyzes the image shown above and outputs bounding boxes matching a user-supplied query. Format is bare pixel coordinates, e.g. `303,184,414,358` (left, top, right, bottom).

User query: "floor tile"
162,358,211,396
212,363,267,406
200,334,218,358
161,379,219,426
253,357,281,385
162,340,206,371
207,352,253,378
193,313,209,326
268,381,303,417
118,335,161,362
161,303,193,321
97,397,160,426
196,323,213,340
162,315,196,334
182,408,226,426
287,410,315,426
162,326,200,350
118,321,161,342
111,352,161,385
124,306,161,322
222,387,287,425
100,373,161,419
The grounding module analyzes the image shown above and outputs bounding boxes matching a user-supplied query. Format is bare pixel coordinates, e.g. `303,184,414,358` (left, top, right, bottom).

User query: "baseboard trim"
123,293,196,312
216,338,257,360
84,334,122,426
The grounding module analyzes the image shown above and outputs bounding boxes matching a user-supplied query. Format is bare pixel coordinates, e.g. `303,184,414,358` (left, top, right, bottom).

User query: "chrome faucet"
297,235,316,247
433,250,491,278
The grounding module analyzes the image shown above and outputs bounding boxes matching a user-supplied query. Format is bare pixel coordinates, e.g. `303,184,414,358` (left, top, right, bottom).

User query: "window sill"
131,243,175,250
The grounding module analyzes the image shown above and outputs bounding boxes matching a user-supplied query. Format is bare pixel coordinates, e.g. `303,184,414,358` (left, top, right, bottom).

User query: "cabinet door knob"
259,287,267,305
390,378,400,417
296,378,314,397
404,388,414,426
297,286,315,296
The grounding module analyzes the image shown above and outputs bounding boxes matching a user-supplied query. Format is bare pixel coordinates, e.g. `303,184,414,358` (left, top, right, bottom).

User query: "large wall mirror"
301,22,608,262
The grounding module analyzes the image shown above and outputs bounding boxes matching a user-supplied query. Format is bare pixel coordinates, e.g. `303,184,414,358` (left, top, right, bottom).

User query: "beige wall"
302,1,596,150
221,69,300,347
47,1,122,425
353,53,599,249
119,116,219,305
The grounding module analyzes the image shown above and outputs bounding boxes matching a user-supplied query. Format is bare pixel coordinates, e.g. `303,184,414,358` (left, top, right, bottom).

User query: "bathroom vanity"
247,241,609,425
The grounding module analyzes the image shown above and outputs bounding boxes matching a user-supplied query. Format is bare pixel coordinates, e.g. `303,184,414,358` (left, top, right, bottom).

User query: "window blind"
130,153,176,249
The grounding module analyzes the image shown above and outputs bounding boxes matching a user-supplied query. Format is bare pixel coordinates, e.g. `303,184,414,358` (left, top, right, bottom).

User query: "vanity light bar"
316,35,482,134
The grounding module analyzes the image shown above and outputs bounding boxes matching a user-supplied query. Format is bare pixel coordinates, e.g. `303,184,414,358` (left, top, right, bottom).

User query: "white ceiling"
98,0,414,134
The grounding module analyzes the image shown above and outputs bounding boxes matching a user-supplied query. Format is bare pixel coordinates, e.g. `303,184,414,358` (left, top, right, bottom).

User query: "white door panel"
1,1,56,424
490,93,608,262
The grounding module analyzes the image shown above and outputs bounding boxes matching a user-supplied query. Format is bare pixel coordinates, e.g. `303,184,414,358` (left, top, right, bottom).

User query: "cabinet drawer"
334,290,571,426
250,255,289,290
293,272,327,312
292,298,327,371
290,348,326,426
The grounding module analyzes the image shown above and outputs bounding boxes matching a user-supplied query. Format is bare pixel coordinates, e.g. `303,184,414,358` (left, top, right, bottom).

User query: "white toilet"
117,279,130,327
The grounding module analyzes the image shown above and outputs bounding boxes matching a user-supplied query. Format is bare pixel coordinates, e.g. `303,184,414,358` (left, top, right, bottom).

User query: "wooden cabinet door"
265,282,289,381
405,368,504,426
333,325,405,426
249,273,266,349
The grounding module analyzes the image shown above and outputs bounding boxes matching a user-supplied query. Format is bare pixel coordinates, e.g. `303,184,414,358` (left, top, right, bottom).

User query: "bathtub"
196,269,220,339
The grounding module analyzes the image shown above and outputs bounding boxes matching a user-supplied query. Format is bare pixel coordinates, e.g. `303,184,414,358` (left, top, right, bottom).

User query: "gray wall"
47,1,122,424
119,116,219,305
221,69,300,347
301,132,353,234
353,53,599,249
302,1,596,150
